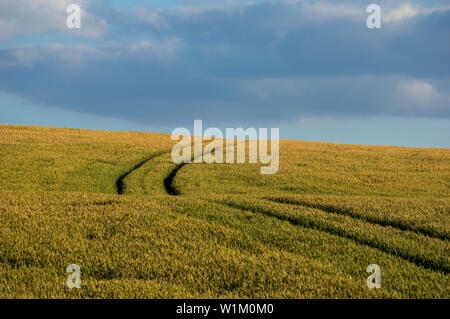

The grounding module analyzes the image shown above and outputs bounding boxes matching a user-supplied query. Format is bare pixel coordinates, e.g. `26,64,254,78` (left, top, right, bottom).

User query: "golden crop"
0,125,448,298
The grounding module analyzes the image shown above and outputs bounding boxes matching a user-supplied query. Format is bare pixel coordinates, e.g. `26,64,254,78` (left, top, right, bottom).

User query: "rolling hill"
0,125,448,298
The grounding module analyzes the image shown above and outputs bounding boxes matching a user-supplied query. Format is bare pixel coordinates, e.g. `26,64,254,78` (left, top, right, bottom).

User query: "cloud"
394,79,450,116
0,0,449,125
383,3,450,23
135,7,170,30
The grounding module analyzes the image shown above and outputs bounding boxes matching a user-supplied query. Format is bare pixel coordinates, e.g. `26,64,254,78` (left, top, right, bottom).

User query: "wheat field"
0,125,448,298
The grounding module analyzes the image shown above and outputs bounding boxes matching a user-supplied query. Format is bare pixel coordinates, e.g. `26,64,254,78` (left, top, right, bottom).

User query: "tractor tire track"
161,145,450,273
116,149,171,195
217,199,450,274
164,143,236,195
158,142,449,273
266,197,450,242
164,163,186,195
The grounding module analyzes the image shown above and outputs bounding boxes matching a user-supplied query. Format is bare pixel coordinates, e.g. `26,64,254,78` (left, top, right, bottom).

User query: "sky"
0,0,449,147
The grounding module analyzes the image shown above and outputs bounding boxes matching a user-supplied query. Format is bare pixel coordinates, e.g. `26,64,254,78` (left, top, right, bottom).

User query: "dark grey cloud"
0,0,449,125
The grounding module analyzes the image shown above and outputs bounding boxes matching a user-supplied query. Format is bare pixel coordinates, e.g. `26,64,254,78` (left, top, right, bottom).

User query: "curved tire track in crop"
142,144,449,274
266,197,449,242
218,200,449,274
162,146,450,274
164,143,235,196
116,149,170,195
164,163,185,195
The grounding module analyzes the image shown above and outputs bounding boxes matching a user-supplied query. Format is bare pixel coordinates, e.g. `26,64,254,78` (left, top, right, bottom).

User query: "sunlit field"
0,125,448,298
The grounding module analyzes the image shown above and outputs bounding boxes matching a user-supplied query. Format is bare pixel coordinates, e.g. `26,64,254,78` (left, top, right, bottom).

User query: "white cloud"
397,80,438,101
128,38,184,59
394,79,450,115
0,37,184,69
135,7,169,30
384,3,450,23
384,3,420,23
302,1,363,21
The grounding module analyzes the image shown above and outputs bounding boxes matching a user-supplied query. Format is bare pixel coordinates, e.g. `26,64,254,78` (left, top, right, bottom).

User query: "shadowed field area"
0,125,448,298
